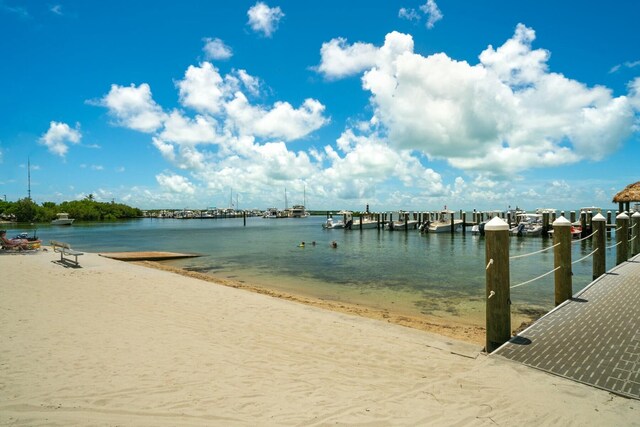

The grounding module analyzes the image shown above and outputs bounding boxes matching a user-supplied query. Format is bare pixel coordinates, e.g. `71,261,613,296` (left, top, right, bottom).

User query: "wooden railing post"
553,216,572,306
632,212,640,257
592,213,606,280
616,213,629,265
485,217,510,353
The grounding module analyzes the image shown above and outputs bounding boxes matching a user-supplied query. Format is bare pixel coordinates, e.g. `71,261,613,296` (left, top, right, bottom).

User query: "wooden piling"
542,212,550,237
616,213,629,265
553,216,572,306
570,211,576,223
592,213,606,280
359,214,363,230
243,211,247,226
607,211,612,237
632,212,640,257
462,211,467,234
450,212,455,234
484,217,511,353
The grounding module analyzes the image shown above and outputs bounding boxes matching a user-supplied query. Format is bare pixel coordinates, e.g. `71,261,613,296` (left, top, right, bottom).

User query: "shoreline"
137,261,488,344
1,249,635,425
139,260,542,346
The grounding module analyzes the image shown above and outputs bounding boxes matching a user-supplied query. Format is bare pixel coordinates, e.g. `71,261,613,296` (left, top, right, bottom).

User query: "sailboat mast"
285,188,288,209
28,157,31,200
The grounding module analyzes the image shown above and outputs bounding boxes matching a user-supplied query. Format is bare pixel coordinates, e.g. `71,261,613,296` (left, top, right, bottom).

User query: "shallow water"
22,216,619,326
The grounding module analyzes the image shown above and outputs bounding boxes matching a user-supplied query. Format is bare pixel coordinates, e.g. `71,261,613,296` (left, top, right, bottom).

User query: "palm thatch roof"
612,181,640,203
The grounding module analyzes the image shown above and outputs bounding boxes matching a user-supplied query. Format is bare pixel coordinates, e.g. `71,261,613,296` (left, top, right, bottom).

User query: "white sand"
0,249,636,426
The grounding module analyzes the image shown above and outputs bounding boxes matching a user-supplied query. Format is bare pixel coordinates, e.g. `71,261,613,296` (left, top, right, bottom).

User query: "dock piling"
632,212,640,256
592,214,606,280
616,213,629,265
553,216,572,306
484,217,511,353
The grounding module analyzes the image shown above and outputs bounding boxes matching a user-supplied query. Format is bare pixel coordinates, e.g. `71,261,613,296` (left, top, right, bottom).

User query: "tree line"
0,196,143,223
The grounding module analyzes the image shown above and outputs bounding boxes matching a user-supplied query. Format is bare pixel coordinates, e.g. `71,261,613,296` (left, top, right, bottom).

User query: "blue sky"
1,0,638,211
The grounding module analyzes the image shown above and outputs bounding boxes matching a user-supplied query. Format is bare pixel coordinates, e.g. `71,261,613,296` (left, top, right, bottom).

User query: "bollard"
553,216,572,306
485,217,511,353
462,211,467,234
450,212,455,234
592,214,606,280
580,211,587,238
616,213,629,265
542,212,550,237
632,212,640,256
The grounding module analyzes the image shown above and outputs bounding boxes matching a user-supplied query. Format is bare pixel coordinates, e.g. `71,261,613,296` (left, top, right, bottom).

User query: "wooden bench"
50,240,84,266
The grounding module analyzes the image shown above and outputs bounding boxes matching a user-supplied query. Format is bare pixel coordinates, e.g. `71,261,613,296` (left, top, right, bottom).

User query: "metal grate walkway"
494,254,640,400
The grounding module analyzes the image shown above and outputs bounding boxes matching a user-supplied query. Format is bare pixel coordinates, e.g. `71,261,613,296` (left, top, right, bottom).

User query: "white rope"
511,266,561,289
572,230,596,243
572,248,598,265
509,242,560,260
629,236,637,242
606,241,622,249
485,259,494,270
630,223,638,230
488,290,495,299
615,226,623,231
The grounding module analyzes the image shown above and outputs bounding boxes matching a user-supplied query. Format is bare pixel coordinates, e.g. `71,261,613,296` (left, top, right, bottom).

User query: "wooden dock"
493,253,640,400
99,251,201,261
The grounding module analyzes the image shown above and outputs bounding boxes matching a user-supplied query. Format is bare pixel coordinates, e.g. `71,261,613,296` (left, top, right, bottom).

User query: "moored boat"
322,211,353,229
51,213,74,225
428,210,463,233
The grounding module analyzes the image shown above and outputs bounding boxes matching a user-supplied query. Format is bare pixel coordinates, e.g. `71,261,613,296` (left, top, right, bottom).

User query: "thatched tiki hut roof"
612,181,640,212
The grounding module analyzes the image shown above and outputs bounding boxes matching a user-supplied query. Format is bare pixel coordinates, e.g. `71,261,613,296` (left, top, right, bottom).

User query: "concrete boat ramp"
99,251,201,261
494,253,640,400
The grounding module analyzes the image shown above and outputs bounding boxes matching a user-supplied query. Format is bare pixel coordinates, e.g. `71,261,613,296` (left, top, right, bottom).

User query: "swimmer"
330,240,337,248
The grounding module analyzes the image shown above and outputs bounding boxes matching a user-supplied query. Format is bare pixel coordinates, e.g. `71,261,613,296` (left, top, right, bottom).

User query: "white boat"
352,214,380,229
428,210,463,233
322,211,353,229
51,212,74,225
289,205,309,218
509,214,543,236
386,218,419,230
263,208,286,218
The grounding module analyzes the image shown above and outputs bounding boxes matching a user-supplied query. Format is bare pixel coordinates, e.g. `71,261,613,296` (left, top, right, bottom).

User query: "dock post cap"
484,216,509,231
616,212,629,220
552,216,571,226
632,211,640,218
592,213,606,221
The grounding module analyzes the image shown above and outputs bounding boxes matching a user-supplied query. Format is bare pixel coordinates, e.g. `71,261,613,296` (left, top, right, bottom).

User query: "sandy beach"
1,249,636,426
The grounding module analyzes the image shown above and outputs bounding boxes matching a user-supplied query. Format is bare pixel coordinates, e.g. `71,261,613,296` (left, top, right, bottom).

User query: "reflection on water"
31,216,618,326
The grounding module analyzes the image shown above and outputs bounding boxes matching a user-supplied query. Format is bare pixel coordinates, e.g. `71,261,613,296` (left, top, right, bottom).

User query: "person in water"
330,241,338,248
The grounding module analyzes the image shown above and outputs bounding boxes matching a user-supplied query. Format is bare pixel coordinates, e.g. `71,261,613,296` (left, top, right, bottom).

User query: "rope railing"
572,248,598,265
606,241,622,250
509,242,560,260
572,230,596,243
510,266,561,289
486,259,493,270
615,226,623,232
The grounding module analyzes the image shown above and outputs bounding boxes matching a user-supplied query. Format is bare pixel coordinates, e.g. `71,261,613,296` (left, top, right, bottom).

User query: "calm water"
13,216,619,325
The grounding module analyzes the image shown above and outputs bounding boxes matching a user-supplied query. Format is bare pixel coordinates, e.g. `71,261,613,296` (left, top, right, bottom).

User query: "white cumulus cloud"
100,83,166,132
39,121,82,157
319,24,639,175
420,0,443,29
247,2,284,37
202,37,233,60
156,172,196,194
